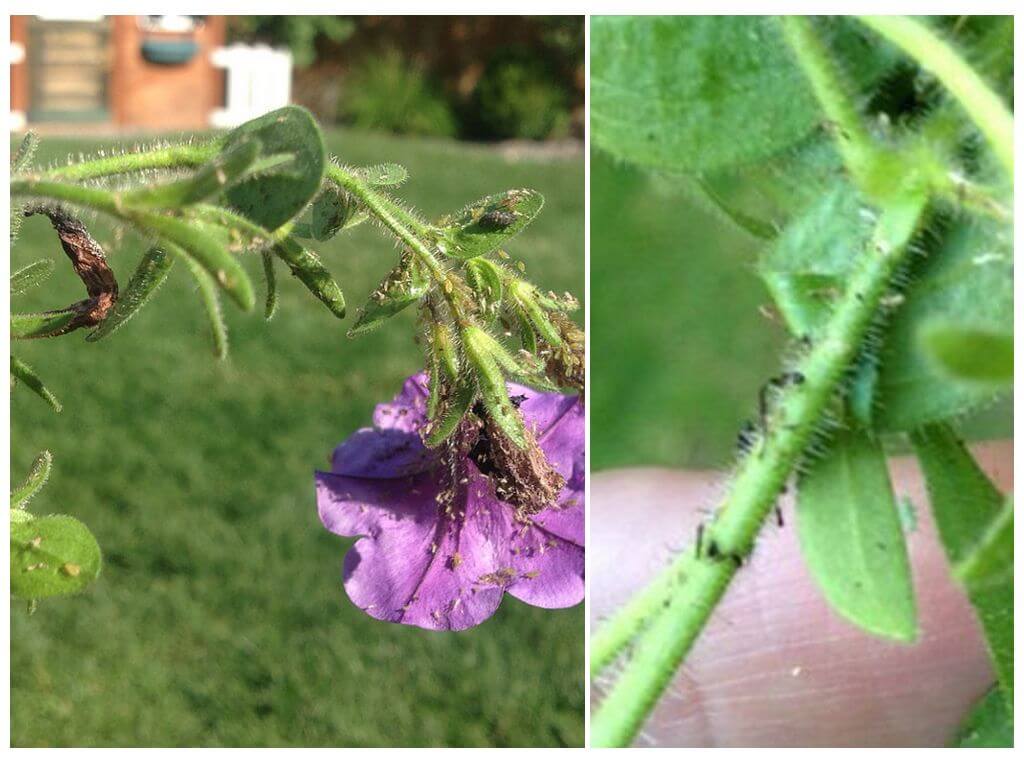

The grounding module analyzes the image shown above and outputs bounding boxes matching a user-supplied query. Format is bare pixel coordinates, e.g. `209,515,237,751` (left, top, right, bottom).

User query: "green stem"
591,193,928,747
780,16,881,192
46,140,220,181
327,163,463,320
859,15,1013,175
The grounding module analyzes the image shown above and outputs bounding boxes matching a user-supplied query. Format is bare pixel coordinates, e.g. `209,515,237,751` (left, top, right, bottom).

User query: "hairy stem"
858,15,1013,175
45,140,220,181
591,193,927,747
779,16,881,192
327,163,463,320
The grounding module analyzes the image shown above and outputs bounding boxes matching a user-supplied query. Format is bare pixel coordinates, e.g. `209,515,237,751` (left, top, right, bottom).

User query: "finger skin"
591,442,1012,747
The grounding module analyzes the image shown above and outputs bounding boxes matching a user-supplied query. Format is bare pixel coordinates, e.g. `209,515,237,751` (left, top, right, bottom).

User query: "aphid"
736,419,760,455
774,504,785,527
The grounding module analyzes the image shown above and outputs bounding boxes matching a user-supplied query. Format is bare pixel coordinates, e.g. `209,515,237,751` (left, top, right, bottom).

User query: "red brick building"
10,15,228,130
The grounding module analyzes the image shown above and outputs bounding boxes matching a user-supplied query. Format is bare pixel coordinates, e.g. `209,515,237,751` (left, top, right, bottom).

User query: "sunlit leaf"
88,247,176,342
10,451,53,510
10,259,54,296
9,355,62,412
348,256,426,336
439,189,544,261
10,515,102,600
222,105,327,230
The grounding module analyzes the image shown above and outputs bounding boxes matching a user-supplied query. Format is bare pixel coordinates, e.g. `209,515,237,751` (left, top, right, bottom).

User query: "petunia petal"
330,427,433,478
373,373,430,433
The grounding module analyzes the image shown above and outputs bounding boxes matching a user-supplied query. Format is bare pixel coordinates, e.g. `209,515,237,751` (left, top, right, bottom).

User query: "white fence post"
210,44,292,128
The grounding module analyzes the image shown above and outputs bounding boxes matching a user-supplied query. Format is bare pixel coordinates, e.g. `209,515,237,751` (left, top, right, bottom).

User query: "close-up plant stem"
591,16,940,747
858,15,1013,174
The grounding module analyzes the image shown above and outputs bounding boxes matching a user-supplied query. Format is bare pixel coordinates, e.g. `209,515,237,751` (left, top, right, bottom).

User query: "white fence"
210,44,292,128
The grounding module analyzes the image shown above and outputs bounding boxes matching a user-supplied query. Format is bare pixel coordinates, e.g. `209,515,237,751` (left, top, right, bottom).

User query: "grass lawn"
591,150,1010,471
10,129,584,746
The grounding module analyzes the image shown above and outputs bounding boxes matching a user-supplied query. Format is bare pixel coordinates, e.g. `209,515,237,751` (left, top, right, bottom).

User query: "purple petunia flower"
315,372,584,631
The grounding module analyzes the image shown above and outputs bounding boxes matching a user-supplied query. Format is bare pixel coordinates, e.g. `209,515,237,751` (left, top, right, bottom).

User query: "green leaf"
10,259,54,296
273,237,346,319
759,181,871,335
874,217,1012,431
955,499,1012,591
462,326,526,448
222,105,327,230
180,248,229,360
423,377,477,449
356,163,408,187
591,16,893,172
347,256,426,336
122,137,261,208
509,280,564,348
953,687,1013,747
11,515,102,599
440,189,544,261
10,309,78,339
87,247,176,342
262,252,278,320
797,427,917,642
10,355,62,412
134,211,255,311
911,424,1012,702
12,130,39,173
11,451,53,510
920,323,1012,386
309,183,364,241
464,257,504,306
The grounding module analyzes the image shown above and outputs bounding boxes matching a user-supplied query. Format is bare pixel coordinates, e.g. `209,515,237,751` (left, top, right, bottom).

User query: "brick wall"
110,16,226,129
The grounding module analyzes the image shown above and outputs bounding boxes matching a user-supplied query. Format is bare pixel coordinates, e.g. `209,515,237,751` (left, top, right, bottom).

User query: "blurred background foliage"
10,129,584,746
590,149,1011,472
227,16,583,142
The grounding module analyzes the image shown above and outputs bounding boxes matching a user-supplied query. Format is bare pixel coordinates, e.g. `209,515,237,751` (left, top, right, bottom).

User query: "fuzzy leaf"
122,138,261,208
911,424,1012,701
954,688,1013,747
462,326,526,448
273,237,346,319
135,211,255,311
874,218,1012,431
423,377,476,449
798,428,917,642
348,257,426,336
759,181,870,335
309,183,363,241
591,16,894,172
180,249,229,359
11,309,78,339
440,189,544,261
12,131,39,173
11,451,53,510
464,257,504,306
10,355,62,412
11,515,102,599
356,163,408,187
920,323,1012,386
222,105,327,230
10,259,54,296
87,247,176,342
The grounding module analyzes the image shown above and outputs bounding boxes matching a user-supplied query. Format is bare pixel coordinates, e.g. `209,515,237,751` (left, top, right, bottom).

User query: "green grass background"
590,150,1010,471
10,130,584,746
